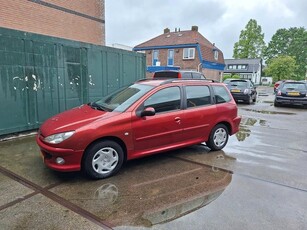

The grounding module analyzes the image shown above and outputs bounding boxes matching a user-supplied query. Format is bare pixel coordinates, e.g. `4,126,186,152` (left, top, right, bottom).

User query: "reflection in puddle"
51,158,232,228
94,183,118,205
242,108,296,115
236,117,267,141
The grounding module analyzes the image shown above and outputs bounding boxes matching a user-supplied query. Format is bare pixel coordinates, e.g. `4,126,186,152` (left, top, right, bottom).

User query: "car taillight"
178,72,182,78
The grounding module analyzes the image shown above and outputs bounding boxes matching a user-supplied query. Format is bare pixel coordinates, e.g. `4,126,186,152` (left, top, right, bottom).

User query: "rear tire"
274,100,280,107
83,140,124,179
206,124,229,151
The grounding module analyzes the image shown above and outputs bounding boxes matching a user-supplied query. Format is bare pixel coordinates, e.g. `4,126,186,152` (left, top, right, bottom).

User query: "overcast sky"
105,0,306,59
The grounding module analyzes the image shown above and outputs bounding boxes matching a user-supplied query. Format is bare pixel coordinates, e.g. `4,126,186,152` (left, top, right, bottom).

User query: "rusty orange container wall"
0,27,146,136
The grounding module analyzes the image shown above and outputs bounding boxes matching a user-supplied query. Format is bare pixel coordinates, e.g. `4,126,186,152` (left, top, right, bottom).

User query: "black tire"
82,140,124,179
206,124,229,151
253,94,257,103
246,96,252,104
274,100,280,107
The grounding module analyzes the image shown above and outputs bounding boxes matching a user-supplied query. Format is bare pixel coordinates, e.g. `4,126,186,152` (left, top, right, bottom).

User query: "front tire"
83,140,124,179
206,124,229,151
253,94,257,103
246,95,252,104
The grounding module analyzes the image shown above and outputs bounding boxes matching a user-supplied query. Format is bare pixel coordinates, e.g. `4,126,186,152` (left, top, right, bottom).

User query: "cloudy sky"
105,0,306,59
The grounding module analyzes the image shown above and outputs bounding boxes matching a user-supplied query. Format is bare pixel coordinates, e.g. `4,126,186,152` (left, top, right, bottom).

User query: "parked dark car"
225,79,257,104
37,78,241,179
274,81,307,107
153,70,206,79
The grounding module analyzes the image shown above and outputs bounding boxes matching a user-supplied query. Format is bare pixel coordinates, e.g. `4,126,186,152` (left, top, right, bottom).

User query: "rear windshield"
282,83,307,91
154,71,179,78
229,80,248,88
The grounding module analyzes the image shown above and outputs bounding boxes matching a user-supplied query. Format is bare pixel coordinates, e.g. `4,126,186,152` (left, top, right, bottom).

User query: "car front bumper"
36,135,83,172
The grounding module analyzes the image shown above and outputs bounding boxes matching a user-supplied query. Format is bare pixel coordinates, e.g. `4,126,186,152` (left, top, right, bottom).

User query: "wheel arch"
214,121,231,135
81,136,128,170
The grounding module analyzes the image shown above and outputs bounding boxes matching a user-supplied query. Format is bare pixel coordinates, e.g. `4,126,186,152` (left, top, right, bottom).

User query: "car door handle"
175,117,181,124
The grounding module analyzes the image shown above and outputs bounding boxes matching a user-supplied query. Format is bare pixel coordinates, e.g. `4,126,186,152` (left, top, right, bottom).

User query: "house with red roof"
133,26,225,81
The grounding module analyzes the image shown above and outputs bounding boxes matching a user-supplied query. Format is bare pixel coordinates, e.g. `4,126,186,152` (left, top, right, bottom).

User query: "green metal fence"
0,27,146,136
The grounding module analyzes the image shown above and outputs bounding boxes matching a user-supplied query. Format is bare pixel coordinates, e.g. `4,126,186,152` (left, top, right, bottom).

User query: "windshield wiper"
89,102,106,111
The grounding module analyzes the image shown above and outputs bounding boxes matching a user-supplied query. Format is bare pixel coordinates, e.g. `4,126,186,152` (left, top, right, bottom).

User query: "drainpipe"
197,63,202,72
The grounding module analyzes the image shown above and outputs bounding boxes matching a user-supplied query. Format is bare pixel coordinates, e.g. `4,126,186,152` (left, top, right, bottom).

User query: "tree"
265,55,297,82
233,19,266,59
265,27,307,78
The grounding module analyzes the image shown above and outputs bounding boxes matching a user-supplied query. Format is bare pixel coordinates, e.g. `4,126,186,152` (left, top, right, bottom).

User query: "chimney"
164,28,170,34
191,26,198,32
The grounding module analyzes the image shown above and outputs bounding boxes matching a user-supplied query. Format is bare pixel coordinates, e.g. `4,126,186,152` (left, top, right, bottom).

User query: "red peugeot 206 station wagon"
36,79,241,179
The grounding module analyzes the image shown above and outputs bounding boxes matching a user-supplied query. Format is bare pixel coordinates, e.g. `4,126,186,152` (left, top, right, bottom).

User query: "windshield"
91,83,154,112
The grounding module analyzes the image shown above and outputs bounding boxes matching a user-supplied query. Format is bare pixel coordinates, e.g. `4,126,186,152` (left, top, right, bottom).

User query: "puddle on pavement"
50,156,232,228
0,136,71,187
242,108,296,115
235,117,267,142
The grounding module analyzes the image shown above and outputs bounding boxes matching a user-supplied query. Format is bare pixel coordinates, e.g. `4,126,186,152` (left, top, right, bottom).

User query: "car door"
182,85,217,143
131,86,184,154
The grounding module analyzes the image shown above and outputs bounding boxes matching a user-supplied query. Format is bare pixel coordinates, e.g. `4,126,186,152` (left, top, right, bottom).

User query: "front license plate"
288,92,299,96
231,89,240,93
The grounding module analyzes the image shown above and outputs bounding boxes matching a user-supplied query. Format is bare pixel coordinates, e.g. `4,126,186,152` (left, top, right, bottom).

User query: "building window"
167,49,174,66
214,50,218,60
183,48,195,59
152,50,159,66
228,65,233,69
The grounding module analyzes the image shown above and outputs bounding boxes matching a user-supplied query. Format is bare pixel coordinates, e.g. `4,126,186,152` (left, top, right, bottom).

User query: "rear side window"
181,72,192,79
212,85,231,104
192,72,206,79
186,86,211,108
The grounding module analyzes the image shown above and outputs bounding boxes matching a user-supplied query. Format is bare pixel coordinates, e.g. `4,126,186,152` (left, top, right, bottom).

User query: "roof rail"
135,78,150,82
159,78,218,85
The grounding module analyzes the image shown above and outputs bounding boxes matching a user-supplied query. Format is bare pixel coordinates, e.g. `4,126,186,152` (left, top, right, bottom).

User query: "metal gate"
0,27,146,136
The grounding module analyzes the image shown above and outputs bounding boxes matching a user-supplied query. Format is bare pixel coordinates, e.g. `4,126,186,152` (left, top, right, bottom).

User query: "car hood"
39,104,116,137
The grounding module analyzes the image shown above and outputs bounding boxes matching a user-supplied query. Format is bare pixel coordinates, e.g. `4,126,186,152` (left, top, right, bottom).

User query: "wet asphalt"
0,86,307,230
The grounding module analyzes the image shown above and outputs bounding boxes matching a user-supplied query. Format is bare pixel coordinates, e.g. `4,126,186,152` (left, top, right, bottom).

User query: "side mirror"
141,107,156,117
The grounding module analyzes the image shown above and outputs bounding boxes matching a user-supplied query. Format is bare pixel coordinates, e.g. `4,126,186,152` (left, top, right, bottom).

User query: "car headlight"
44,131,75,144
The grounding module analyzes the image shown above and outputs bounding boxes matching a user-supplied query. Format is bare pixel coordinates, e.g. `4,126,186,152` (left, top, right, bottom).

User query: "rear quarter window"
212,85,232,104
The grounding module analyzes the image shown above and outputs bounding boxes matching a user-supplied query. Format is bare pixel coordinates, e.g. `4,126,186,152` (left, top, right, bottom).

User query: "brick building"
133,26,225,81
0,0,105,45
